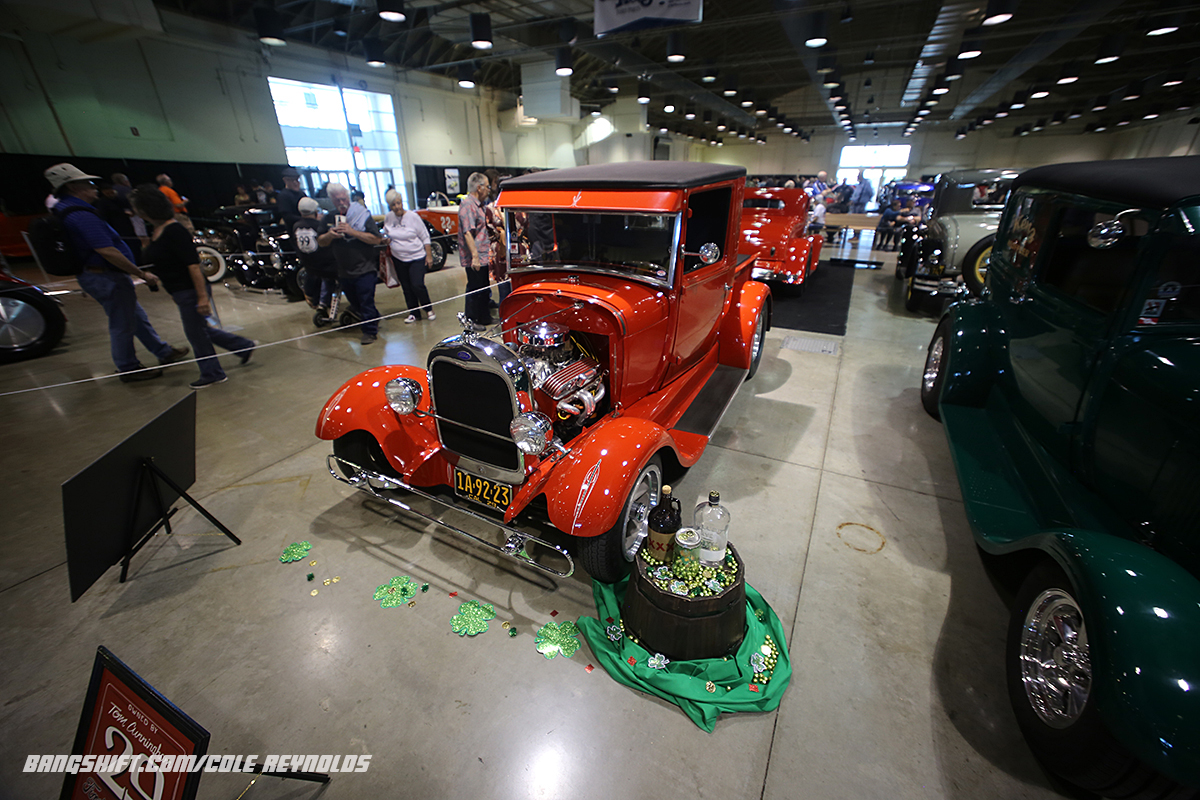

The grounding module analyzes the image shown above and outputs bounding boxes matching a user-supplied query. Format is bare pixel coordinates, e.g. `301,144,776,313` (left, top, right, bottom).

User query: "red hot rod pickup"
316,162,770,582
740,187,823,288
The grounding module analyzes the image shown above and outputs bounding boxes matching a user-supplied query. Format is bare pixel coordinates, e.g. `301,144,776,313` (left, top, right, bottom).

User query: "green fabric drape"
576,577,792,732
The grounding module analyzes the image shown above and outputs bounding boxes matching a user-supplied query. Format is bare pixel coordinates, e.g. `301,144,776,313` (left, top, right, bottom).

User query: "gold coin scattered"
310,589,318,596
501,621,510,629
323,579,332,586
407,601,416,608
332,576,340,583
310,560,318,566
705,681,716,693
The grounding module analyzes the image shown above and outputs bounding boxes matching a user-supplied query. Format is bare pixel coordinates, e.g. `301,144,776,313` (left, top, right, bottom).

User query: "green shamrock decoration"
280,541,311,563
534,621,581,660
373,576,419,608
647,653,670,670
450,600,496,636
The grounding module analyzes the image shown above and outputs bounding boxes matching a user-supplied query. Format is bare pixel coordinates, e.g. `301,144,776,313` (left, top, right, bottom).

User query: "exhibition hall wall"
0,0,1196,201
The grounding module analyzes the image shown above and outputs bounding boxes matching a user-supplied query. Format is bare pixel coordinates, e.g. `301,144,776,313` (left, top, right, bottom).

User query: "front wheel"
197,246,227,283
0,290,66,363
746,309,767,380
920,320,949,420
578,455,662,583
1005,561,1191,799
904,274,927,313
961,234,994,296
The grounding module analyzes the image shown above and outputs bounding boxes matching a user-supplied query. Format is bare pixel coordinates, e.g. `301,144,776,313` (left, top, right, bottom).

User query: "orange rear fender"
539,418,678,538
718,281,770,370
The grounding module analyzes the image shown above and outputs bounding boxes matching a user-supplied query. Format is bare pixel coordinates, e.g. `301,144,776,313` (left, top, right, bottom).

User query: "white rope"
0,280,506,398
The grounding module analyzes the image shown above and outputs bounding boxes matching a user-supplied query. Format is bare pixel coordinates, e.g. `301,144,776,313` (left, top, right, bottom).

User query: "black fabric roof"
501,162,746,191
1011,156,1200,210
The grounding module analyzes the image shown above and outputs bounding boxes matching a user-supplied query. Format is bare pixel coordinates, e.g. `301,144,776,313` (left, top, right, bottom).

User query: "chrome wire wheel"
923,336,945,395
1019,587,1092,728
620,462,662,562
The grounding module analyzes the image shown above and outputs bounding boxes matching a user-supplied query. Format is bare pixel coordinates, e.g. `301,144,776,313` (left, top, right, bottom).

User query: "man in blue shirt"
44,163,187,382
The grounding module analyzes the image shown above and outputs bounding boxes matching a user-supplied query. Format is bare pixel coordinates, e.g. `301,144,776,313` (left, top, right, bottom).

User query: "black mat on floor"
769,261,856,336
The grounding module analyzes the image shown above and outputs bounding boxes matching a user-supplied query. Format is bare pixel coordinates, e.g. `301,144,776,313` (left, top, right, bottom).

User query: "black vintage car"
191,205,304,298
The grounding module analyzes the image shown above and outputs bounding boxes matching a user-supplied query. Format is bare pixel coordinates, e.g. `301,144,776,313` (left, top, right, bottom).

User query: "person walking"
382,190,434,323
849,170,874,214
319,183,383,344
276,168,306,227
156,173,193,231
44,163,187,382
457,171,492,327
131,186,255,388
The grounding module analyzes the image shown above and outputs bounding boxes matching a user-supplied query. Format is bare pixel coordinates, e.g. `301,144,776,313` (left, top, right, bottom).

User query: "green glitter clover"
373,576,419,608
280,541,311,563
534,621,581,660
647,653,670,670
605,624,623,643
750,652,766,673
450,600,496,636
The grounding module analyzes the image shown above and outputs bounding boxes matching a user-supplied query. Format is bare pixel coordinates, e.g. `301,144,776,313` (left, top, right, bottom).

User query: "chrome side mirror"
1087,208,1141,249
684,242,721,264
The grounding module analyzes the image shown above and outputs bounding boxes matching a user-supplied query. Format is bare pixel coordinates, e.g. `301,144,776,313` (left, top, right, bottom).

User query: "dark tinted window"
684,187,732,272
743,198,784,210
1138,207,1200,326
1036,204,1143,315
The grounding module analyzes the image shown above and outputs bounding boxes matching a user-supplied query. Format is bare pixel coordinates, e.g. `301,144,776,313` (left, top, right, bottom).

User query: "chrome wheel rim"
0,296,47,350
750,313,765,365
197,246,226,282
1020,587,1091,728
621,464,662,561
974,245,992,287
923,336,944,394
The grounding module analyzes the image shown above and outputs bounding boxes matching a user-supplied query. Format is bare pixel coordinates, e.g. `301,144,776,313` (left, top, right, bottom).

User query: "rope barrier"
0,280,506,398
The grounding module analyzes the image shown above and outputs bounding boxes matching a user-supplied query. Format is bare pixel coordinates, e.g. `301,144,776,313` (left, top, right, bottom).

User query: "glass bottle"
646,484,681,561
694,490,730,566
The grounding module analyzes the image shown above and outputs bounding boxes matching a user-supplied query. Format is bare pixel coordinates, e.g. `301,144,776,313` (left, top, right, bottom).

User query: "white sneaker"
427,312,436,321
403,314,417,324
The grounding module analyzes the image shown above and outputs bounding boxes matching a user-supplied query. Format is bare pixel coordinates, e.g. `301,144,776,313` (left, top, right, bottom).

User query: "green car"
920,155,1200,798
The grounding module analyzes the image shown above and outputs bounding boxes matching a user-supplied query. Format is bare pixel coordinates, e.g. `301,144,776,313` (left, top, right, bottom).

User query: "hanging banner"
594,0,702,37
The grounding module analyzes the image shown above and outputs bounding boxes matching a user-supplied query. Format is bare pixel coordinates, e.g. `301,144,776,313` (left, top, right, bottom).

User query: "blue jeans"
170,288,254,381
76,270,174,372
339,271,379,336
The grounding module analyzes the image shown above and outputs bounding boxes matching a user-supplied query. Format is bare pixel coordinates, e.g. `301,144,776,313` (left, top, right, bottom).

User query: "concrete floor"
0,243,1069,799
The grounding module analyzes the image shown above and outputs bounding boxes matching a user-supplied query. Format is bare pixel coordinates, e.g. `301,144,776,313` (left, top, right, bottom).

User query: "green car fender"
939,300,1001,408
1022,529,1200,782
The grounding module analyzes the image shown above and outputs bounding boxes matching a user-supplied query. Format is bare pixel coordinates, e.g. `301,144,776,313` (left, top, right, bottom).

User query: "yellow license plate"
454,469,513,511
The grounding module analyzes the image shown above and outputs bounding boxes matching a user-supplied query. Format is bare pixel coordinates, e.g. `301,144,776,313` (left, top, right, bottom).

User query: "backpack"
28,206,100,276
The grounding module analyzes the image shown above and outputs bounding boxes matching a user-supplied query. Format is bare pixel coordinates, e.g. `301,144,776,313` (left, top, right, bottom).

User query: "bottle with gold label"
645,484,681,562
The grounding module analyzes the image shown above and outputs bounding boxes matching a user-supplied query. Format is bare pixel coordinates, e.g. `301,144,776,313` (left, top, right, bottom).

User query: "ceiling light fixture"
1095,34,1124,64
1057,63,1080,84
823,71,841,89
1117,116,1132,126
1030,85,1050,99
932,77,950,95
605,77,619,94
1092,94,1109,111
469,13,493,49
982,0,1015,26
703,110,713,125
702,65,717,83
637,82,651,104
1162,72,1184,87
840,5,854,24
685,105,697,120
332,17,348,37
377,0,406,24
1051,110,1066,125
555,47,573,77
817,51,839,73
1067,108,1083,119
1032,118,1046,131
723,76,738,97
958,30,983,60
717,120,727,131
254,7,286,46
805,11,828,48
1122,80,1143,101
666,30,686,62
944,58,964,81
363,38,386,66
1143,106,1161,119
994,102,1010,118
457,64,476,89
1011,90,1028,109
1147,14,1182,36
864,50,875,65
664,96,676,113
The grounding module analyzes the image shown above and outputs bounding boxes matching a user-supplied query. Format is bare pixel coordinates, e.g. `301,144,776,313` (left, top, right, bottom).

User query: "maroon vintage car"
317,162,770,583
740,187,823,287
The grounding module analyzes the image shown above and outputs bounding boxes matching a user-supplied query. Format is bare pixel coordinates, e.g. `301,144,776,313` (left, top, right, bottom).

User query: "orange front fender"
315,365,447,484
718,281,770,370
539,417,678,538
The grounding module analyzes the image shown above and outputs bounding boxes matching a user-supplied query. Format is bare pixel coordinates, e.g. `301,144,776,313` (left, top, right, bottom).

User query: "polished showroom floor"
0,241,1069,799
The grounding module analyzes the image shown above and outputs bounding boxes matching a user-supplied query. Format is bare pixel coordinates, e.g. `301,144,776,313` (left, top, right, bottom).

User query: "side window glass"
999,192,1052,273
1036,204,1145,315
1138,208,1200,326
683,187,732,272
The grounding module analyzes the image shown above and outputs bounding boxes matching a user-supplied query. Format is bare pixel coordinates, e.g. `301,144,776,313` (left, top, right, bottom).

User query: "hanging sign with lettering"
594,0,703,37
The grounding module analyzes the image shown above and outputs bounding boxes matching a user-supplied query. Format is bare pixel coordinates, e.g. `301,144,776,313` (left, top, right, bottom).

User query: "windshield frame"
504,208,682,290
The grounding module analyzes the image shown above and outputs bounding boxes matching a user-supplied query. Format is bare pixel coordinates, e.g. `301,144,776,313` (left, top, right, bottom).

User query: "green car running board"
326,455,575,579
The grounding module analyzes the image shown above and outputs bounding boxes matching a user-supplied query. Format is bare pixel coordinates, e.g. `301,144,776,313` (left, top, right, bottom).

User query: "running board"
326,455,574,578
673,364,749,438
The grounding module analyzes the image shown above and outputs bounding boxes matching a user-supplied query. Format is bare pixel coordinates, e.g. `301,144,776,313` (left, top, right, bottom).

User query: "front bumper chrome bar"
326,455,574,578
751,266,803,284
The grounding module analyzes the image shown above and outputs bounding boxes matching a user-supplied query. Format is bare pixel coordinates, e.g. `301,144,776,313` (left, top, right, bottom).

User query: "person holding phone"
318,183,383,344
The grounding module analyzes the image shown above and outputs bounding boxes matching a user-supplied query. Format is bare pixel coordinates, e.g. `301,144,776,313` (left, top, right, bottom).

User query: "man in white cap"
45,162,187,382
293,196,337,314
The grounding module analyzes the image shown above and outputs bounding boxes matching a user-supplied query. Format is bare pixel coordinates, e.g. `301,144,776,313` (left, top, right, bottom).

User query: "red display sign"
61,648,209,800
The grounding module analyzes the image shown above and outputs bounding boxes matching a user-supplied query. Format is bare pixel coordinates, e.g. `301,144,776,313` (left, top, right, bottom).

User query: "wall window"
836,145,911,212
267,77,407,215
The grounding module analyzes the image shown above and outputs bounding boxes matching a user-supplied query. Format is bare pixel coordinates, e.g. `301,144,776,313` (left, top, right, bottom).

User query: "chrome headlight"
509,412,553,456
385,377,422,415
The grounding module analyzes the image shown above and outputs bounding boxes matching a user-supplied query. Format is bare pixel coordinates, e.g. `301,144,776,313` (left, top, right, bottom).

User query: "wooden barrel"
621,542,746,661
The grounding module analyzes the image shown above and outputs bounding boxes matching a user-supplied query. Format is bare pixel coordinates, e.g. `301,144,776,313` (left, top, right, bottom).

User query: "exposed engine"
514,321,607,438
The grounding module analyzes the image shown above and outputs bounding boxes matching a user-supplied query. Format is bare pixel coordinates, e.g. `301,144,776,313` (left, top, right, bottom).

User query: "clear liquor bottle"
694,490,730,566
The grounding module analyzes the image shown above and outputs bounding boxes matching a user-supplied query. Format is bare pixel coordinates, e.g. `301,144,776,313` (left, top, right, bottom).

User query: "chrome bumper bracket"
326,455,574,578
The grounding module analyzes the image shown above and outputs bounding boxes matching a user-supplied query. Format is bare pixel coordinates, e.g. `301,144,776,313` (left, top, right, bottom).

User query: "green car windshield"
504,209,678,287
1137,205,1200,327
